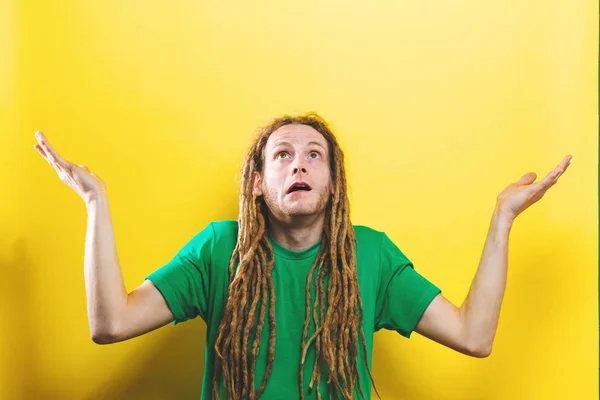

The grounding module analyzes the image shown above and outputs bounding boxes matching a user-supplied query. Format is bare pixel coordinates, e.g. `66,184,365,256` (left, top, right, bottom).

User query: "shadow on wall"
0,237,208,400
84,320,207,400
82,196,239,399
0,238,52,399
372,225,580,400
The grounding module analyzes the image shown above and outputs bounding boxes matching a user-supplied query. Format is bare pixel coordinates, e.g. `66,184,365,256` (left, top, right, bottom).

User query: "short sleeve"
375,232,441,338
145,223,215,325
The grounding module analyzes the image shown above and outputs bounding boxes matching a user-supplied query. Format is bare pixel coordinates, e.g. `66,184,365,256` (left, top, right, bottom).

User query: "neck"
267,211,326,252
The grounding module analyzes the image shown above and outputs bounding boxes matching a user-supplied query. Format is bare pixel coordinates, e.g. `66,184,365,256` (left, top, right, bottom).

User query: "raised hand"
33,131,106,204
495,155,572,221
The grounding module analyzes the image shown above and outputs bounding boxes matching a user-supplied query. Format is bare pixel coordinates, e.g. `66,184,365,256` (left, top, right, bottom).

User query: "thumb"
517,172,537,185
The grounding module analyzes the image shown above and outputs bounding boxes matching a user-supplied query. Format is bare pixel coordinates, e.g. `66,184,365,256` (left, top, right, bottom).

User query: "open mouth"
287,182,312,194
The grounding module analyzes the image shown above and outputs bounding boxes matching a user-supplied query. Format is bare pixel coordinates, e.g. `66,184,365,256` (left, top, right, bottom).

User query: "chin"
286,204,326,217
286,208,315,217
265,193,329,219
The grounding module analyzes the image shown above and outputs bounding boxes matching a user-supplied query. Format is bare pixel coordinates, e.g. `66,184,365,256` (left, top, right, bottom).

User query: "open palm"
496,155,572,220
33,131,106,203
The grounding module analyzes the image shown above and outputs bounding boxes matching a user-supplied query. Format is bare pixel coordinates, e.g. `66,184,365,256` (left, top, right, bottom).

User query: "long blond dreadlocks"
212,113,380,400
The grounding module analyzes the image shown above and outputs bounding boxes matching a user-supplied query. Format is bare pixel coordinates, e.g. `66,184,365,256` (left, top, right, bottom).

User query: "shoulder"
177,219,238,256
353,224,410,263
209,219,239,238
352,224,388,261
353,224,386,246
203,219,239,260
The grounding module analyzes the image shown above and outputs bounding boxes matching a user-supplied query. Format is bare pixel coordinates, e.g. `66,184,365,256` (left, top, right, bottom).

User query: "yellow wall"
2,0,597,399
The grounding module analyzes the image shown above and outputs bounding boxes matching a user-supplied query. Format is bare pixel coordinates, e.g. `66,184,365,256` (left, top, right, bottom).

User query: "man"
33,113,571,400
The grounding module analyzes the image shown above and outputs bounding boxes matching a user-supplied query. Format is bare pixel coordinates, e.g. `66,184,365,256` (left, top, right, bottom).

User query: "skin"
33,128,572,357
415,155,572,357
252,124,335,252
34,131,172,344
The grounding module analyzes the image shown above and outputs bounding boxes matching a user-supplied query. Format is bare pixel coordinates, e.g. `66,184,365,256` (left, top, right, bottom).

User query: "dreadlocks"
212,112,379,400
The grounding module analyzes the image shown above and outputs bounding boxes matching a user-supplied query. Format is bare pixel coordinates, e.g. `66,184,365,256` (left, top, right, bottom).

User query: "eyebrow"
271,141,327,151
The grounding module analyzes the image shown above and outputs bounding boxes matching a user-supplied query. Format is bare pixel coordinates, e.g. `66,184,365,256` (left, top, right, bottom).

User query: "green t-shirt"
145,220,441,399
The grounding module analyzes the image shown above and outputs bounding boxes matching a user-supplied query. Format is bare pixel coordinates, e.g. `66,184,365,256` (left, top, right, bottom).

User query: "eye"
277,151,290,159
309,151,320,159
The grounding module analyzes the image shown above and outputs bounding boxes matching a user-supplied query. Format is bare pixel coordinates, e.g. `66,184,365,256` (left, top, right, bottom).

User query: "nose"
292,158,308,175
293,166,307,175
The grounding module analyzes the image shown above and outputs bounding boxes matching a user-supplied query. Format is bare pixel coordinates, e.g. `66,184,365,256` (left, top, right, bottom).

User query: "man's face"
252,124,334,221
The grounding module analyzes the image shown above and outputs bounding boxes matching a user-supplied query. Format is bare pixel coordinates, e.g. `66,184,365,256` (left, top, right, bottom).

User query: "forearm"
84,191,128,340
460,206,513,355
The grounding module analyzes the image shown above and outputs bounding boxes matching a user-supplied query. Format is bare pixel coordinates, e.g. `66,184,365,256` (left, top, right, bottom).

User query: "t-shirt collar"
267,231,323,260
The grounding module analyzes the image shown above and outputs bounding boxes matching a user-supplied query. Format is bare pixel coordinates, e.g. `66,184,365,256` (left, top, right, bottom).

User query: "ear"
252,172,263,197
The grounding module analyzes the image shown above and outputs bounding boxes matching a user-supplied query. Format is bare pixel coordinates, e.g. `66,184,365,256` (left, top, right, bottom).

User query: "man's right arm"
33,131,174,345
85,193,174,344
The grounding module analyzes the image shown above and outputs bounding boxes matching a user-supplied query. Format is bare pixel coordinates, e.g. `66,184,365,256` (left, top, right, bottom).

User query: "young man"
34,113,571,400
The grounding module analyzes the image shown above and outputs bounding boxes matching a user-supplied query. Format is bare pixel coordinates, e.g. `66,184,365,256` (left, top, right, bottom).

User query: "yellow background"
1,0,597,399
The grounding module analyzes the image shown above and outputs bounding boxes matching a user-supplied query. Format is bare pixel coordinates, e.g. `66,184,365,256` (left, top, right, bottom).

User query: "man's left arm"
414,155,572,358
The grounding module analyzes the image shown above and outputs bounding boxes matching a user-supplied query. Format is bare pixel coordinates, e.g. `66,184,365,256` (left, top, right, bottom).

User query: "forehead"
266,124,328,150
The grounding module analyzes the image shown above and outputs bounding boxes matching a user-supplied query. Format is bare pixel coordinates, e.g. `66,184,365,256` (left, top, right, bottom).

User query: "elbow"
470,347,492,358
467,342,492,358
91,331,115,345
90,323,119,345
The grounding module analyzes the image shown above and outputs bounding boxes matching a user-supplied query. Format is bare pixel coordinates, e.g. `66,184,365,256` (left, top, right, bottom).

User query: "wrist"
85,190,107,210
493,205,514,229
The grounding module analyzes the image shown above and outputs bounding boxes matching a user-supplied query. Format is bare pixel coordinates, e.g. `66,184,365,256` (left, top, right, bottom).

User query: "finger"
33,143,62,170
548,155,572,182
34,143,62,172
35,131,68,169
517,172,537,185
533,155,572,190
33,144,49,161
34,131,58,164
